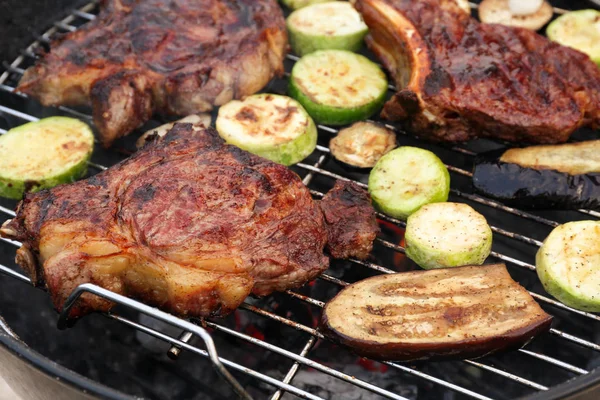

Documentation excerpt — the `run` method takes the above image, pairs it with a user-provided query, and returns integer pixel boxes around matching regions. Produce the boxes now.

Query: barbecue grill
[1,1,600,399]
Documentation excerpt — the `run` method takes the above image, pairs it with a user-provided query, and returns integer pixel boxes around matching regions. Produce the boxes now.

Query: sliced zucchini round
[405,202,493,270]
[329,121,396,170]
[287,2,368,56]
[547,10,600,66]
[216,94,317,166]
[368,146,450,219]
[288,50,388,125]
[0,117,94,199]
[536,221,600,312]
[281,0,331,10]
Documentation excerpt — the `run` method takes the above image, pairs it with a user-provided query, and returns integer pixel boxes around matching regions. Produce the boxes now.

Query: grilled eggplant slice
[500,141,600,175]
[473,141,600,210]
[321,264,552,361]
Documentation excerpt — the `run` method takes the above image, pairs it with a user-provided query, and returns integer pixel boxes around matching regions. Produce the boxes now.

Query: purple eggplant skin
[320,314,552,362]
[472,153,600,211]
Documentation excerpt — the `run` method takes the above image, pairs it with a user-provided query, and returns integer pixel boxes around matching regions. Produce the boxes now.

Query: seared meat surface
[16,0,287,147]
[1,125,333,318]
[355,0,600,144]
[319,181,379,260]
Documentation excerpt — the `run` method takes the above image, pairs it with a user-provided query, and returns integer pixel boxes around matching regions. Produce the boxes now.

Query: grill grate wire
[0,1,598,399]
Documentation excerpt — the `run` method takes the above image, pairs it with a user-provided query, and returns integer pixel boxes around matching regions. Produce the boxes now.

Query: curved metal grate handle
[57,283,253,400]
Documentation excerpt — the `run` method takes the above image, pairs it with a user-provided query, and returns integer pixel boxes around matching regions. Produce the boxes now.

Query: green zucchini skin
[288,25,366,56]
[248,119,317,166]
[368,147,450,220]
[405,202,492,270]
[286,2,369,56]
[288,77,386,126]
[546,9,600,67]
[216,94,317,166]
[0,161,89,200]
[536,221,600,312]
[472,151,600,210]
[0,117,94,199]
[288,50,388,126]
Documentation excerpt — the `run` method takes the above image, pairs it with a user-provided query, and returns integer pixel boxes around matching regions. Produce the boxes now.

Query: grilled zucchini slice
[0,117,94,199]
[547,10,600,66]
[405,202,493,270]
[322,264,552,361]
[536,221,600,312]
[368,147,450,219]
[287,2,369,56]
[329,121,396,171]
[288,50,388,125]
[216,94,317,166]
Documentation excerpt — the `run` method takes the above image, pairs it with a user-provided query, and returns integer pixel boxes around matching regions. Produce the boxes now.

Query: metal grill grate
[0,1,599,399]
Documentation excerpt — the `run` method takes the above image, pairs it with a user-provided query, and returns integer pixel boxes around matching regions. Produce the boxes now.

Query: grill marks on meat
[319,181,379,260]
[355,0,600,144]
[1,126,331,318]
[16,0,287,147]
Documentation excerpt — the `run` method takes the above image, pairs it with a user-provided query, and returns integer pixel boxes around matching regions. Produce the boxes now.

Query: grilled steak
[0,125,378,319]
[16,0,287,147]
[319,181,379,260]
[355,0,600,143]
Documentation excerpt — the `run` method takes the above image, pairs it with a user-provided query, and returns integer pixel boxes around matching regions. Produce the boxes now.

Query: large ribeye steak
[0,125,378,319]
[16,0,287,147]
[355,0,600,143]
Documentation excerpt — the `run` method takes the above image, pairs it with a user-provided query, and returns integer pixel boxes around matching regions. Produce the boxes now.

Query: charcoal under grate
[0,1,599,399]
